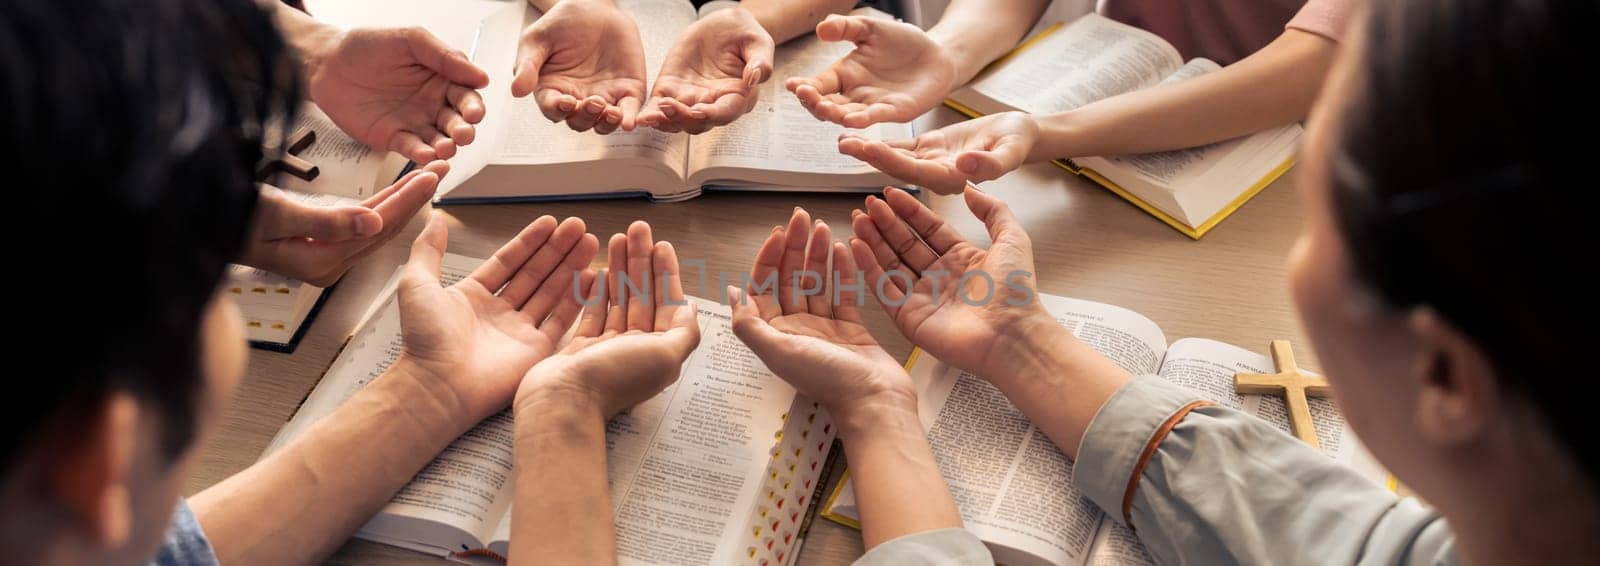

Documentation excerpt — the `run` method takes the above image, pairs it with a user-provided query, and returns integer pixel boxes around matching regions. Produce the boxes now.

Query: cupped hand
[839,111,1039,194]
[729,208,914,420]
[850,187,1053,381]
[239,160,449,286]
[398,210,601,423]
[785,15,958,129]
[637,7,774,134]
[306,27,490,163]
[512,0,648,134]
[518,221,702,417]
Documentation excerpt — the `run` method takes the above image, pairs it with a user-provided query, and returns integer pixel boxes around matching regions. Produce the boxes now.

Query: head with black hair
[0,0,297,562]
[1289,0,1598,560]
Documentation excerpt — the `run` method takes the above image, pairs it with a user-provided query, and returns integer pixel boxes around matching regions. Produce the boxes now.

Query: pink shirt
[1103,0,1354,64]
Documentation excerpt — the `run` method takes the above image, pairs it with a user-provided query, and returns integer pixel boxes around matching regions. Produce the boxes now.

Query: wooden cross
[255,126,320,182]
[1234,340,1331,449]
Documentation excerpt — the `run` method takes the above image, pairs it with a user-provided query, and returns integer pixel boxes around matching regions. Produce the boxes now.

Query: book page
[1158,338,1359,465]
[685,8,908,186]
[601,301,802,565]
[1084,522,1155,566]
[269,105,399,200]
[954,14,1184,116]
[227,264,323,346]
[490,0,690,175]
[828,294,1166,566]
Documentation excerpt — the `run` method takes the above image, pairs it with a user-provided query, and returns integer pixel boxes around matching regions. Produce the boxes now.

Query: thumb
[727,286,785,354]
[403,210,449,290]
[511,41,547,97]
[962,187,1030,250]
[740,38,775,90]
[816,15,876,45]
[954,147,1021,183]
[256,187,382,242]
[406,27,489,89]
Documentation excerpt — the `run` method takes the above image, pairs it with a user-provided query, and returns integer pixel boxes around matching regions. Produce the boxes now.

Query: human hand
[239,160,449,286]
[785,15,958,128]
[839,112,1039,194]
[636,7,774,134]
[518,221,701,418]
[850,187,1055,383]
[304,27,490,163]
[728,208,915,422]
[397,211,601,424]
[512,0,648,134]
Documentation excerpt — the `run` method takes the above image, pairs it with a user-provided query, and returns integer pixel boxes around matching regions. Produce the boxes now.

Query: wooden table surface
[186,112,1313,564]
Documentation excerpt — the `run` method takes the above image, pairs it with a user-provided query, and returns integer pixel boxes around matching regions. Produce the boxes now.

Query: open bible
[266,255,838,565]
[436,0,909,204]
[945,14,1303,239]
[820,292,1389,566]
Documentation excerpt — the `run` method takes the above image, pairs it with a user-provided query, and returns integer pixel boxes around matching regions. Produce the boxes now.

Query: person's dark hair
[1,0,299,467]
[1329,0,1597,481]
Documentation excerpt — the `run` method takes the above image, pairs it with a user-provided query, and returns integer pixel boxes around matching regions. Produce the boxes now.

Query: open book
[227,264,330,352]
[266,255,838,565]
[436,0,909,204]
[945,14,1303,239]
[820,292,1389,566]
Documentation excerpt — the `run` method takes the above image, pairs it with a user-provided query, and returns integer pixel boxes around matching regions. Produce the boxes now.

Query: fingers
[542,268,597,340]
[367,166,442,238]
[405,27,490,89]
[850,237,904,316]
[850,208,906,283]
[803,220,833,319]
[652,241,686,331]
[436,107,475,147]
[388,131,438,164]
[624,221,655,331]
[840,102,901,129]
[468,215,559,291]
[575,269,610,338]
[565,95,610,132]
[686,92,753,133]
[830,241,864,323]
[616,96,643,132]
[746,226,786,320]
[838,136,966,194]
[883,187,967,255]
[786,71,841,99]
[740,34,775,89]
[498,217,588,309]
[255,186,381,242]
[417,124,457,160]
[521,232,600,321]
[605,234,629,334]
[403,210,449,289]
[865,194,938,273]
[777,208,812,315]
[447,85,486,124]
[534,88,578,122]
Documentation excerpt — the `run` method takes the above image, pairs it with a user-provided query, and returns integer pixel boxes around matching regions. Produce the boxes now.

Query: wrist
[831,386,920,441]
[513,381,607,436]
[925,24,989,87]
[1031,111,1089,161]
[375,355,477,436]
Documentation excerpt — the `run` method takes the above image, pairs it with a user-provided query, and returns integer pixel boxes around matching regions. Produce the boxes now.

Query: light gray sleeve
[1071,376,1458,566]
[852,528,994,566]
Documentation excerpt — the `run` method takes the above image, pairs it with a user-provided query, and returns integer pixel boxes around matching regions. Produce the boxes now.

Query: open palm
[513,1,647,134]
[730,209,911,412]
[399,212,600,423]
[307,27,490,163]
[638,7,774,134]
[785,15,957,129]
[522,221,701,417]
[838,112,1040,194]
[850,187,1049,380]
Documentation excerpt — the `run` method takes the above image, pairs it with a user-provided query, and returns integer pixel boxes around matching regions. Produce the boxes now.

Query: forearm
[258,0,341,73]
[836,393,964,549]
[743,0,856,44]
[1030,30,1338,160]
[191,358,473,564]
[927,0,1050,85]
[987,321,1132,460]
[508,389,616,566]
